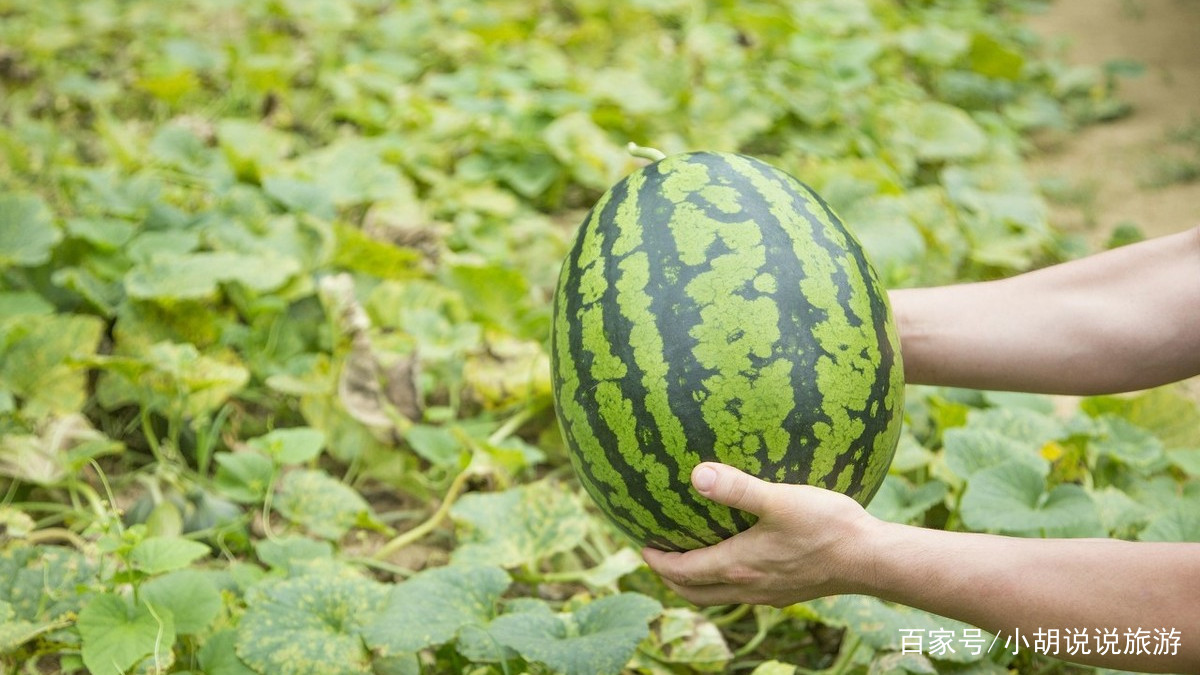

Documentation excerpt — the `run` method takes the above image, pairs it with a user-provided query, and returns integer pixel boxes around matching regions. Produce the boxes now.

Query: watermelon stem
[626,142,667,162]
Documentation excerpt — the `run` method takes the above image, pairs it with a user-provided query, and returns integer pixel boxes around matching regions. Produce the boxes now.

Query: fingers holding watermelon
[642,462,881,608]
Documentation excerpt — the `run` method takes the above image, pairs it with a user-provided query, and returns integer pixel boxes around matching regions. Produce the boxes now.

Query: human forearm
[891,225,1200,395]
[858,520,1200,672]
[645,464,1200,672]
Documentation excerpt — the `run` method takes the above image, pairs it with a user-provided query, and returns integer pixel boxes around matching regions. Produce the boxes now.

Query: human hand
[642,462,882,607]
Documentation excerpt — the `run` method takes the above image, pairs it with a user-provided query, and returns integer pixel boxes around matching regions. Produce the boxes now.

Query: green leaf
[0,508,35,539]
[450,480,590,567]
[0,545,98,623]
[798,595,991,664]
[0,291,54,321]
[1090,415,1167,472]
[126,229,201,264]
[980,390,1056,414]
[216,119,293,182]
[578,548,644,590]
[199,629,259,675]
[959,460,1103,537]
[236,570,387,675]
[884,101,988,163]
[968,407,1065,446]
[543,111,629,191]
[1169,448,1200,476]
[78,592,176,675]
[64,216,137,251]
[361,565,510,655]
[941,426,1043,482]
[1139,506,1200,543]
[636,607,732,673]
[149,123,221,171]
[943,162,1048,248]
[897,25,969,66]
[867,475,948,524]
[263,176,336,219]
[403,424,466,467]
[248,426,326,465]
[331,222,423,280]
[444,262,531,336]
[489,593,663,675]
[750,662,799,675]
[255,535,335,572]
[292,138,412,207]
[0,414,116,486]
[0,313,105,419]
[126,251,301,301]
[888,432,934,474]
[869,652,938,675]
[139,569,222,634]
[1124,475,1200,513]
[0,192,60,267]
[841,195,926,281]
[128,536,210,575]
[0,599,64,654]
[462,337,552,409]
[1082,386,1200,450]
[214,451,275,503]
[589,68,673,115]
[1092,486,1152,536]
[94,341,250,419]
[968,32,1025,80]
[274,468,373,540]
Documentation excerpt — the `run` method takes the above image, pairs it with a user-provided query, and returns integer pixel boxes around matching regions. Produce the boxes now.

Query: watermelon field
[1,0,1199,673]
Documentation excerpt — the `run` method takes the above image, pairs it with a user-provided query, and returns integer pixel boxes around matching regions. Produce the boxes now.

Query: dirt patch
[1026,0,1200,403]
[1026,0,1200,241]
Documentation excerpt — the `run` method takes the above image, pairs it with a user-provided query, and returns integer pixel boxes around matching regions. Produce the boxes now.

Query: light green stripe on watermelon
[558,183,712,550]
[657,158,796,475]
[606,165,721,544]
[552,195,654,545]
[723,154,880,485]
[860,309,905,498]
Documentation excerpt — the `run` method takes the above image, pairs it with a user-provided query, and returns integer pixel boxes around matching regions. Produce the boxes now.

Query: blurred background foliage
[1,0,1196,673]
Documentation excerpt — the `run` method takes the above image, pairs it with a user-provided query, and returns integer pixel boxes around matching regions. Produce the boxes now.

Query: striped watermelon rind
[551,151,904,552]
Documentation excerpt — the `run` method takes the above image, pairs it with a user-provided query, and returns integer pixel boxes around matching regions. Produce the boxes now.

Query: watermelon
[550,151,904,552]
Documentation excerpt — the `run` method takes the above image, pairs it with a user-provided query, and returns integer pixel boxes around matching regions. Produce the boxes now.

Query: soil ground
[1025,0,1200,240]
[1024,0,1200,403]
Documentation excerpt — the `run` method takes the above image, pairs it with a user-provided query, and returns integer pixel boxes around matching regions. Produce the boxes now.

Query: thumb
[691,462,777,516]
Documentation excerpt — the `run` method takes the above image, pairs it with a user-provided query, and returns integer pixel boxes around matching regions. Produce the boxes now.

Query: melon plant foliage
[0,0,1195,673]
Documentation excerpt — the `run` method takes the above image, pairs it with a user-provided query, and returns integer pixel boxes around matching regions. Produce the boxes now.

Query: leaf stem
[826,633,862,675]
[144,599,169,674]
[22,527,91,550]
[372,466,472,560]
[510,568,587,585]
[195,403,233,476]
[349,555,417,579]
[141,407,165,465]
[710,603,752,627]
[487,401,545,446]
[732,617,773,658]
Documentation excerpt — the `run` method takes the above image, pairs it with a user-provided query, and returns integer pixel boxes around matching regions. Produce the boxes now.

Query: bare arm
[867,515,1200,672]
[644,464,1200,673]
[892,225,1200,395]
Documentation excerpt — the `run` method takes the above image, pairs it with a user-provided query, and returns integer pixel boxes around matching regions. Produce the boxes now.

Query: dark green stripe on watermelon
[551,151,904,552]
